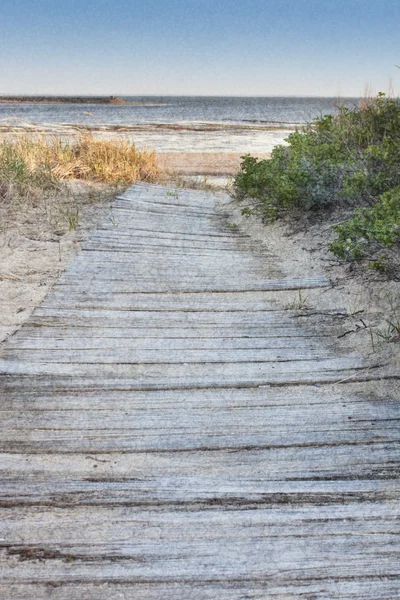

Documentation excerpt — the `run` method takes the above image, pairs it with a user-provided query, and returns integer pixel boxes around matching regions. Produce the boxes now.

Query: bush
[234,94,400,276]
[330,187,400,273]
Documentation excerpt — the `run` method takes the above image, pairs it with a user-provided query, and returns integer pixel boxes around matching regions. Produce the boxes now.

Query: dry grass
[0,133,161,195]
[0,132,163,232]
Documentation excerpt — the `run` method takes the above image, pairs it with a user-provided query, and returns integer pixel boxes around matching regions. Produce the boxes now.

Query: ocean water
[0,96,360,153]
[0,96,360,127]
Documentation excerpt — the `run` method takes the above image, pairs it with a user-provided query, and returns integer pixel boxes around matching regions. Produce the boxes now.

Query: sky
[0,0,399,97]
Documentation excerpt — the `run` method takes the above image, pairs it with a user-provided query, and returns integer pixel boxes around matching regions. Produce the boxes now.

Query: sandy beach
[158,152,270,176]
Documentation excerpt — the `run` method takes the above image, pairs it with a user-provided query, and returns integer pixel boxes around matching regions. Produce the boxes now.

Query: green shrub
[235,94,400,215]
[234,94,400,276]
[330,187,400,272]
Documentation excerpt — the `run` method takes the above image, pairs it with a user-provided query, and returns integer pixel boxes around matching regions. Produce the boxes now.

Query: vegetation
[0,133,160,194]
[0,133,161,229]
[234,94,400,277]
[330,187,400,273]
[0,133,162,237]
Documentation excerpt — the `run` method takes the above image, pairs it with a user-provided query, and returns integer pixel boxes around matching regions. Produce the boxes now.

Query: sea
[0,96,360,154]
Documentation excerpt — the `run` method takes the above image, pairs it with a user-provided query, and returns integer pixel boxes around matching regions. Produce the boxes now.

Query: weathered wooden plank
[90,214,224,234]
[0,356,367,380]
[84,228,268,245]
[0,425,398,454]
[4,325,336,339]
[0,404,397,453]
[1,443,399,505]
[2,370,390,395]
[0,382,394,409]
[90,228,248,240]
[1,580,399,600]
[26,307,314,323]
[1,347,335,365]
[3,336,327,351]
[0,506,399,585]
[37,291,329,313]
[2,396,397,431]
[84,241,269,253]
[54,269,330,291]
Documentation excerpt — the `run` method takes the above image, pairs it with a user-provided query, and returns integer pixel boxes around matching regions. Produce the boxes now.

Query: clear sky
[0,0,399,97]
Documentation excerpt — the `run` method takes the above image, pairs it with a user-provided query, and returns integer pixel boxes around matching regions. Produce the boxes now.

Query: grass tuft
[0,133,161,197]
[0,133,163,231]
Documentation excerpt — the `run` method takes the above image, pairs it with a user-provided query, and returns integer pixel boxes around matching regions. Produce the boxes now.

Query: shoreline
[0,123,292,155]
[0,121,297,132]
[0,96,128,105]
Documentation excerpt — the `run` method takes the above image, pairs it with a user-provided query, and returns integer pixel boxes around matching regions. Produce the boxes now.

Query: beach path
[0,183,399,599]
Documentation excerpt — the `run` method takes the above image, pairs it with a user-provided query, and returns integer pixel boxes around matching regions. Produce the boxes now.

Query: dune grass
[0,133,161,201]
[0,133,163,236]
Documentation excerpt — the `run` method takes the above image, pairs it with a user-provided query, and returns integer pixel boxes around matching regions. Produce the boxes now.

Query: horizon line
[0,93,366,99]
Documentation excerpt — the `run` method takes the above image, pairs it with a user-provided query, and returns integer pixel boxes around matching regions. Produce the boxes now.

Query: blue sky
[0,0,399,96]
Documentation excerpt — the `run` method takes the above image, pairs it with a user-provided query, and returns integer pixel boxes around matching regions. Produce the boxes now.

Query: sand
[224,195,400,371]
[0,183,113,345]
[158,152,270,176]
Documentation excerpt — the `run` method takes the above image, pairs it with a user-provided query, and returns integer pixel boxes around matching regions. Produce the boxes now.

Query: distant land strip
[0,96,128,105]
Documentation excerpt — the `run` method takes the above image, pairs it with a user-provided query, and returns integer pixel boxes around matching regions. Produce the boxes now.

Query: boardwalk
[0,183,399,599]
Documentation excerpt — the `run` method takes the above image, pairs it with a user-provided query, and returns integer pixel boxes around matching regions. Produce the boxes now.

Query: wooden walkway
[0,183,399,599]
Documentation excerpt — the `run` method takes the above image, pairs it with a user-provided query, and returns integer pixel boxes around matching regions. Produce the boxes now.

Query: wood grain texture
[0,183,398,599]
